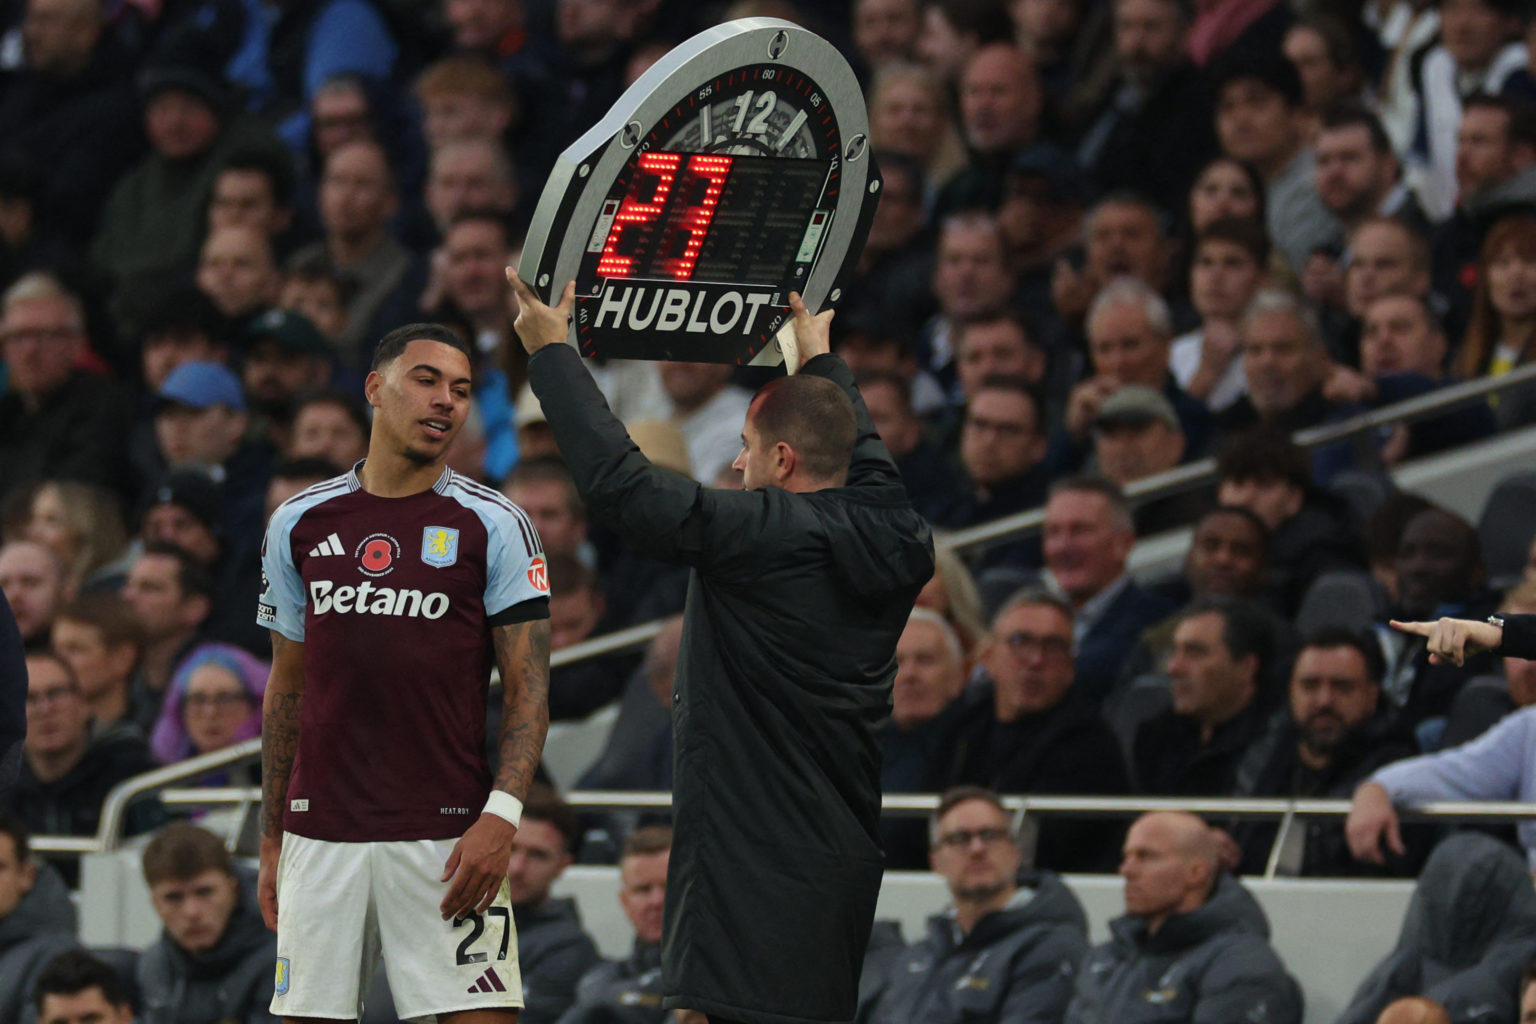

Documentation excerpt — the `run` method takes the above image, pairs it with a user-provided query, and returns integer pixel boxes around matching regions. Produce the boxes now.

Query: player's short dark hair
[55,593,144,654]
[622,825,673,859]
[370,322,474,371]
[545,552,597,599]
[0,811,30,863]
[33,950,132,1015]
[1216,426,1311,490]
[141,821,235,886]
[929,785,1012,847]
[522,784,579,854]
[1319,103,1393,156]
[218,143,298,209]
[853,369,913,414]
[1048,474,1134,531]
[1196,216,1271,269]
[138,542,215,601]
[1464,92,1536,152]
[1176,594,1274,667]
[748,374,858,483]
[1298,625,1385,684]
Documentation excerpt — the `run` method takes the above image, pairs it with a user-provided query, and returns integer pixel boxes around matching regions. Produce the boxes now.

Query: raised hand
[508,272,577,355]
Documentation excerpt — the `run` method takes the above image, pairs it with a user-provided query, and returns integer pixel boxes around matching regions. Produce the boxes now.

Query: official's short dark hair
[1197,216,1272,268]
[622,825,673,859]
[371,322,474,371]
[0,811,29,863]
[1319,103,1393,156]
[1215,427,1311,490]
[1464,92,1536,152]
[33,950,131,1015]
[748,374,858,483]
[1048,474,1134,531]
[1299,625,1385,684]
[522,783,579,854]
[138,542,215,601]
[1177,594,1274,668]
[142,821,235,886]
[929,785,1011,847]
[218,143,298,209]
[1211,48,1305,109]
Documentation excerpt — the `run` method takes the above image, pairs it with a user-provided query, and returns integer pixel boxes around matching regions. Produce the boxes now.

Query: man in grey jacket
[0,813,76,1024]
[860,786,1087,1024]
[136,822,276,1024]
[512,784,601,1024]
[1064,811,1302,1024]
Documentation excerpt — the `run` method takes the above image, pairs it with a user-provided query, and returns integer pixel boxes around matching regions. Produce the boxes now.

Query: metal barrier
[36,764,1536,882]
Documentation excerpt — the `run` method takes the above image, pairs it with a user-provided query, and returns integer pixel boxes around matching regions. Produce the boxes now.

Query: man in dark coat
[515,280,934,1024]
[1229,626,1419,876]
[935,588,1130,872]
[136,823,276,1024]
[0,813,77,1024]
[1064,812,1303,1024]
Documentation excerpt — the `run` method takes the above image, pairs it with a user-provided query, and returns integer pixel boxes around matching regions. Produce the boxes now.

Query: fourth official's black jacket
[529,346,934,1024]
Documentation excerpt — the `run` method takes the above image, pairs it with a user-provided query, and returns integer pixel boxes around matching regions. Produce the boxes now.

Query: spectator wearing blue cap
[151,360,273,542]
[0,272,134,506]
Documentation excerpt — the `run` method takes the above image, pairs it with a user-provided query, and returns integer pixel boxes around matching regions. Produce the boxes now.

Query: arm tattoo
[261,631,305,840]
[492,619,551,801]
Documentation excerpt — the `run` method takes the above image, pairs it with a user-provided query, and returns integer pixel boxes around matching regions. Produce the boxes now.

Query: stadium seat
[1477,470,1536,590]
[1295,571,1387,639]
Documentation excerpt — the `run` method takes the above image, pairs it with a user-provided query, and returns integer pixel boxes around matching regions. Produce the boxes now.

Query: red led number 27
[596,153,733,280]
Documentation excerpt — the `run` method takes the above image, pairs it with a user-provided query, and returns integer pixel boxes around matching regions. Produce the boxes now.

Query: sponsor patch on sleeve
[257,602,277,624]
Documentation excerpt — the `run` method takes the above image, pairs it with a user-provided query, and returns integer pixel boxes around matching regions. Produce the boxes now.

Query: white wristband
[483,791,523,827]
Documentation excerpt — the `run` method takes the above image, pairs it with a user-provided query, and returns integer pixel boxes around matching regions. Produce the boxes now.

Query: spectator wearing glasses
[148,645,267,768]
[5,652,159,873]
[0,272,132,503]
[936,588,1130,871]
[859,786,1088,1024]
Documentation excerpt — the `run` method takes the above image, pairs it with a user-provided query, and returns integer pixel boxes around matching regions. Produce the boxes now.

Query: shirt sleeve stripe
[450,477,542,557]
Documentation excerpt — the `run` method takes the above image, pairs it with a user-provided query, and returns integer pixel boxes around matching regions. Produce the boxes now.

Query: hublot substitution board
[517,18,882,367]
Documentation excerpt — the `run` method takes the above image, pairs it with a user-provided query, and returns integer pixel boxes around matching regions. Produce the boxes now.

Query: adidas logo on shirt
[467,968,507,994]
[309,533,344,558]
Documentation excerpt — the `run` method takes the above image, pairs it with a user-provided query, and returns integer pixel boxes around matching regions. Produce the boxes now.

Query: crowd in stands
[12,0,1536,1018]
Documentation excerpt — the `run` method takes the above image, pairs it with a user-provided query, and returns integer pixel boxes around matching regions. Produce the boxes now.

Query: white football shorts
[270,832,522,1022]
